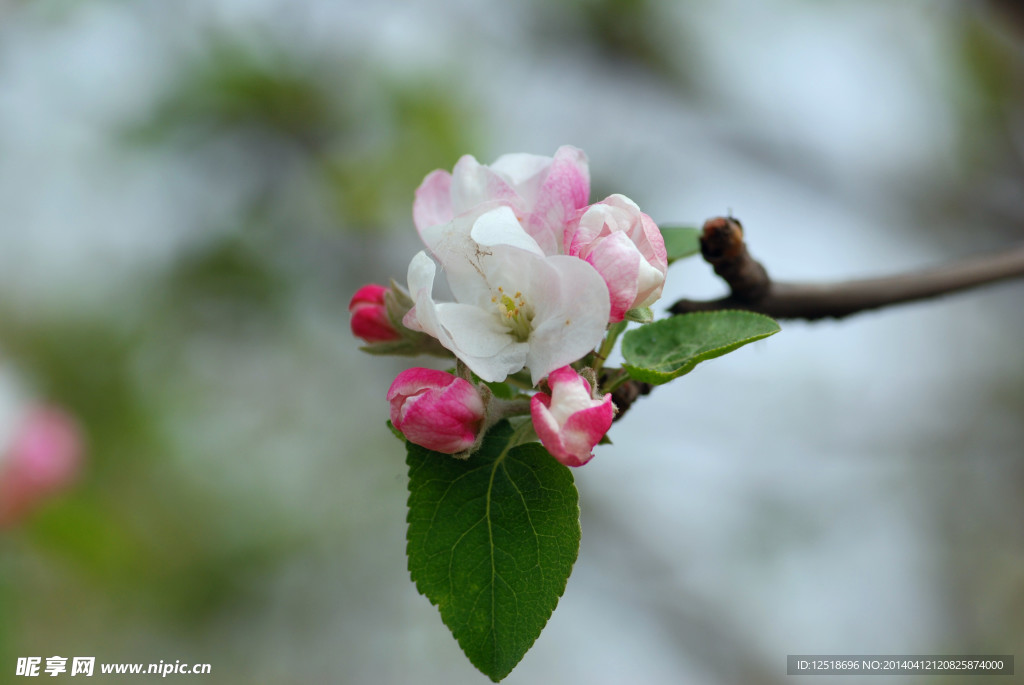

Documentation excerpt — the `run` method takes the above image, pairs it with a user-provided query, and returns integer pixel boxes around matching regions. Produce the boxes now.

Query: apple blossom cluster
[351,146,667,467]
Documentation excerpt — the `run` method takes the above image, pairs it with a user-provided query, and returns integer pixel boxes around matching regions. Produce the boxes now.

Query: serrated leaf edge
[622,310,780,385]
[405,435,580,682]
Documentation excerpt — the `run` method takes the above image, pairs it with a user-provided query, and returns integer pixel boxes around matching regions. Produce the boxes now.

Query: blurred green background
[1,1,1023,683]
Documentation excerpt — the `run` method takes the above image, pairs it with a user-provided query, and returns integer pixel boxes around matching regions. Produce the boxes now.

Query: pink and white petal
[526,146,590,254]
[400,399,478,453]
[470,206,545,256]
[489,152,553,189]
[451,154,518,212]
[387,369,485,454]
[596,193,639,216]
[530,396,570,460]
[399,384,483,453]
[533,411,589,467]
[547,365,589,393]
[559,400,613,465]
[546,371,599,425]
[638,211,668,269]
[587,231,642,322]
[524,256,610,384]
[413,170,454,233]
[386,367,454,401]
[440,375,487,417]
[633,258,667,309]
[565,203,611,258]
[547,145,590,201]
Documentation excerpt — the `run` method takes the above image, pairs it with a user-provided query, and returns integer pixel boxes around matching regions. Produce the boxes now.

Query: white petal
[489,152,551,188]
[525,256,610,384]
[413,170,453,233]
[404,251,446,341]
[633,258,667,308]
[406,252,528,382]
[431,208,543,308]
[434,303,512,357]
[407,251,437,296]
[420,210,494,307]
[477,243,540,298]
[451,155,517,213]
[418,210,476,267]
[470,206,544,256]
[434,303,528,381]
[548,376,599,425]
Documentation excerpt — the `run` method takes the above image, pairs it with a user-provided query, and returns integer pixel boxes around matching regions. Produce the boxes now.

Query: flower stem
[593,321,627,375]
[503,371,534,390]
[508,417,537,448]
[600,368,631,394]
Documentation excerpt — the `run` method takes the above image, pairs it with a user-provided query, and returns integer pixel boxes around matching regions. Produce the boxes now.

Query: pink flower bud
[350,284,402,344]
[387,368,485,454]
[0,406,83,527]
[565,194,668,323]
[530,366,614,467]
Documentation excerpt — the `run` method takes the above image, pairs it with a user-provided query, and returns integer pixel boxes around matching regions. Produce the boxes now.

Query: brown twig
[696,216,769,302]
[610,378,652,419]
[670,217,1024,320]
[610,216,1024,421]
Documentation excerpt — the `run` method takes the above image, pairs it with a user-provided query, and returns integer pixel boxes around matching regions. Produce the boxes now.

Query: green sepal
[481,379,517,399]
[358,333,451,358]
[386,420,404,442]
[623,306,653,323]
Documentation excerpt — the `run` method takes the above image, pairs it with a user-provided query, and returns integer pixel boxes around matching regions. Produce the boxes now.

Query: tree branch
[610,216,1024,421]
[609,377,652,421]
[670,217,1024,320]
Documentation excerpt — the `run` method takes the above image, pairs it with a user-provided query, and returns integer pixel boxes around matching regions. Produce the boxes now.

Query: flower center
[492,286,533,342]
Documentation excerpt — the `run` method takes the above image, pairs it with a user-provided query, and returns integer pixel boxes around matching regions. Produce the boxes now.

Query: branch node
[700,217,770,302]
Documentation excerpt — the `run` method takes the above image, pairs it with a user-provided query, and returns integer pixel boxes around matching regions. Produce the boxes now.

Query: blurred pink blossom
[0,406,83,527]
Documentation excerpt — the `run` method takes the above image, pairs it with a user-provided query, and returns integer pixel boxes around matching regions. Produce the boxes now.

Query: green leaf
[660,225,702,264]
[621,311,780,385]
[406,421,580,682]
